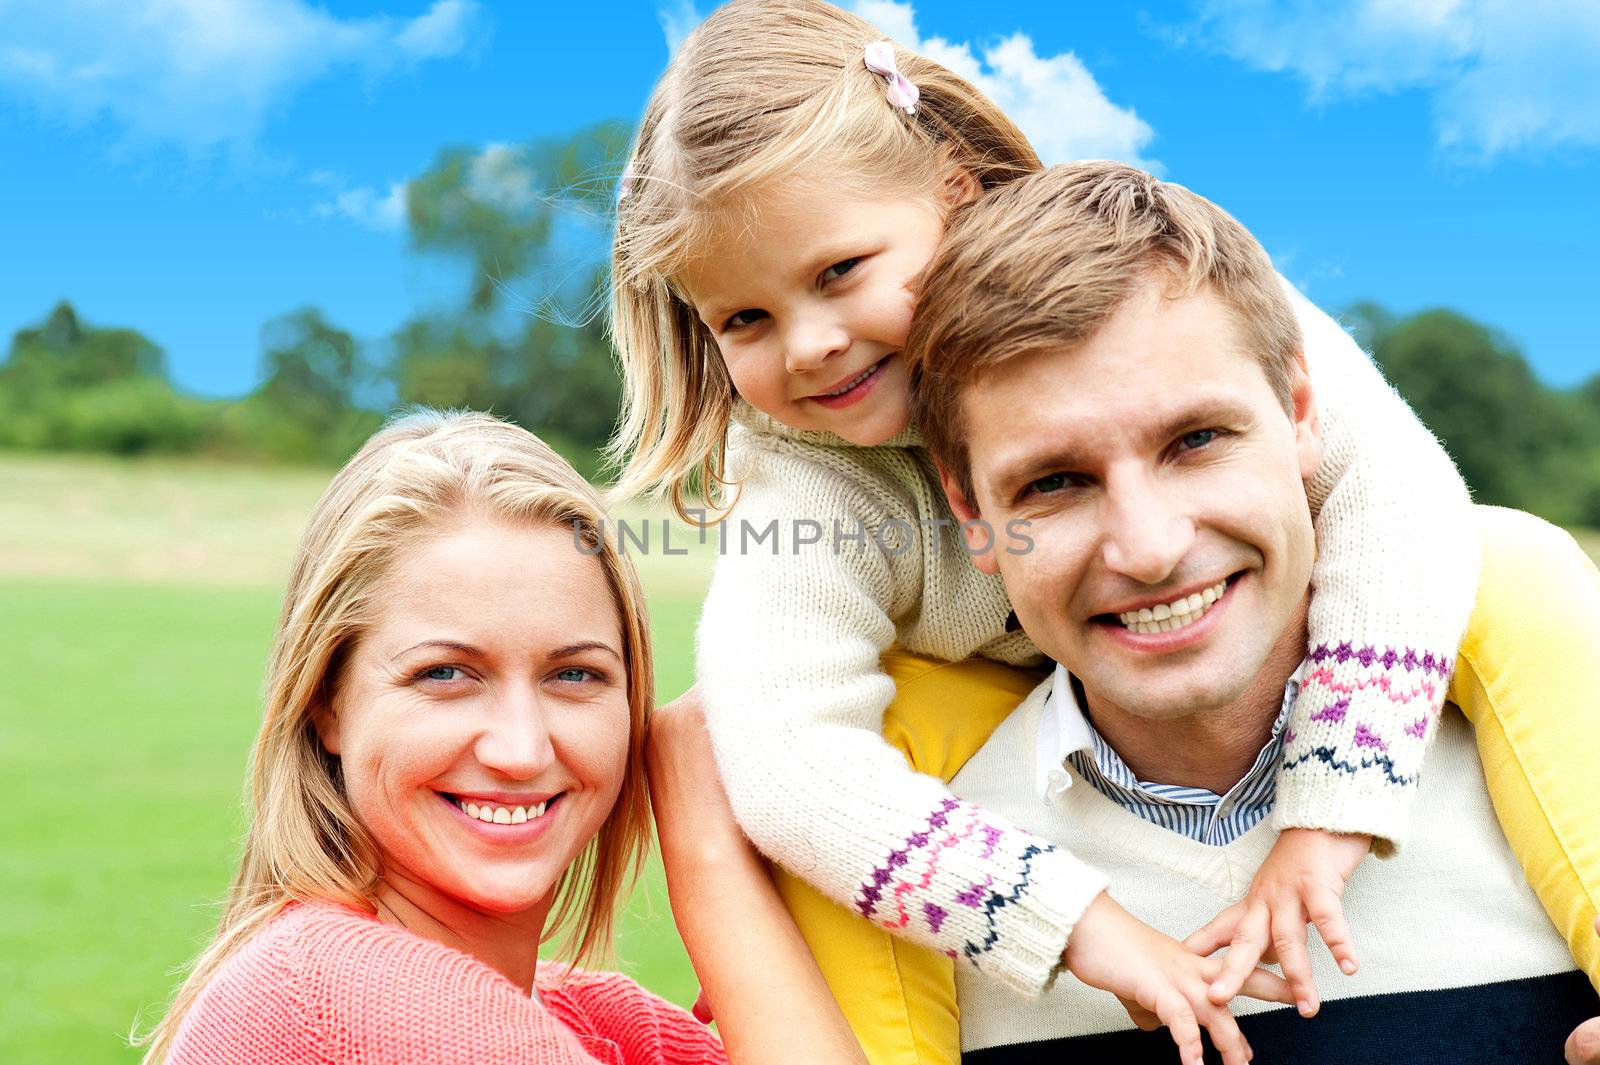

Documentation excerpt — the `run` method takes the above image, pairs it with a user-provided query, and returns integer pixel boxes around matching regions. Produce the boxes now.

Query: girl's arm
[695,441,1107,995]
[1276,280,1480,846]
[1200,281,1481,1013]
[652,690,1294,1065]
[648,692,866,1065]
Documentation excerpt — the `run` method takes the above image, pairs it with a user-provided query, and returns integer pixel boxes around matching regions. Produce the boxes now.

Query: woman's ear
[311,699,341,757]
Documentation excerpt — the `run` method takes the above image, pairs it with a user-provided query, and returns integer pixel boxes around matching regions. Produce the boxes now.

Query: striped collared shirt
[1033,662,1305,846]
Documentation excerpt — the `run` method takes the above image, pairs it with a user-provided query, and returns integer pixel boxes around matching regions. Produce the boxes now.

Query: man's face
[949,274,1322,720]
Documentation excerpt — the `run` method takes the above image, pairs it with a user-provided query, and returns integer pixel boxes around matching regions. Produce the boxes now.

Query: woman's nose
[474,686,557,780]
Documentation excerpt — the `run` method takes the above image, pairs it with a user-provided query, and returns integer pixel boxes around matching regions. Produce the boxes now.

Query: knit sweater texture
[167,902,726,1065]
[950,681,1595,1061]
[696,280,1479,996]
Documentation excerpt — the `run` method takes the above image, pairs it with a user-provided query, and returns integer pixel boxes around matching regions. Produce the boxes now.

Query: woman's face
[317,517,632,918]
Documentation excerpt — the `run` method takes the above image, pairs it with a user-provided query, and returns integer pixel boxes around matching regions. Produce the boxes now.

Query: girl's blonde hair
[140,410,654,1062]
[607,0,1041,520]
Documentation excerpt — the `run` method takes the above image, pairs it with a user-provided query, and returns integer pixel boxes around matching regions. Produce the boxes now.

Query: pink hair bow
[863,40,918,116]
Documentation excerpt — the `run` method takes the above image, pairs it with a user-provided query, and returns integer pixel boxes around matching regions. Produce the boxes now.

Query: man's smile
[1100,574,1240,635]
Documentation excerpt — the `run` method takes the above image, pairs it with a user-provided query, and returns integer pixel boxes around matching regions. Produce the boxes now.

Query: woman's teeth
[453,798,550,824]
[1118,579,1229,634]
[822,363,877,397]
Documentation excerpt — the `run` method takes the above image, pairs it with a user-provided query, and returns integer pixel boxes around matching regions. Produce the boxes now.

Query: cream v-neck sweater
[950,682,1590,1059]
[696,281,1479,994]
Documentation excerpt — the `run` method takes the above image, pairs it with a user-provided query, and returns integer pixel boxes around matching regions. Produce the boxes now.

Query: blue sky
[1,0,1596,396]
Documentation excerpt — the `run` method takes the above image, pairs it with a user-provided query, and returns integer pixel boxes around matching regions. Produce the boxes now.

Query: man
[905,161,1600,1062]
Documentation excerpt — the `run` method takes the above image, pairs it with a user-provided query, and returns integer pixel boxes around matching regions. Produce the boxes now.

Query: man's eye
[1029,473,1070,495]
[1177,429,1220,451]
[820,258,861,284]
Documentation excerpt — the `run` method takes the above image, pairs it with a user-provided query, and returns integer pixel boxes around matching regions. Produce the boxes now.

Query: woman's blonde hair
[607,0,1041,520]
[140,410,654,1062]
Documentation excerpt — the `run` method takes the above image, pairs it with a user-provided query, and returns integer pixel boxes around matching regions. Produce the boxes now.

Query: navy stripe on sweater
[963,971,1597,1065]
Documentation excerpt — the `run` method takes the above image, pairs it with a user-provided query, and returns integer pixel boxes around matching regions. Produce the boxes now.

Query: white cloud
[659,0,703,56]
[318,182,409,232]
[467,143,538,212]
[308,141,544,234]
[0,0,488,154]
[903,26,1157,168]
[1183,0,1600,158]
[653,0,1156,167]
[395,0,485,61]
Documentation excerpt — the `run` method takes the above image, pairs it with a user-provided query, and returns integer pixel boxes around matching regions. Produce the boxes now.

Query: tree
[256,308,362,429]
[0,301,166,396]
[388,293,620,479]
[222,307,381,463]
[1364,306,1594,524]
[405,120,630,316]
[391,122,631,468]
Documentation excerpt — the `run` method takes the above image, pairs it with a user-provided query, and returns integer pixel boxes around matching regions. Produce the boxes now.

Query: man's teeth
[1118,579,1229,634]
[456,799,550,824]
[823,364,876,397]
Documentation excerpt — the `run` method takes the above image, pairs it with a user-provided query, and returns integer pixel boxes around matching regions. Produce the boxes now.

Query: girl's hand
[646,685,754,871]
[1565,916,1600,1065]
[1064,892,1294,1065]
[1185,827,1370,1017]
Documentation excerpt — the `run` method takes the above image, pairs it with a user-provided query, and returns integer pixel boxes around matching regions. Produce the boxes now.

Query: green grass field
[5,452,1598,1063]
[0,454,712,1064]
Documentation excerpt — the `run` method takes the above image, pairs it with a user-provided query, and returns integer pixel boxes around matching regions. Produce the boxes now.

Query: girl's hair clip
[617,164,637,203]
[863,40,919,116]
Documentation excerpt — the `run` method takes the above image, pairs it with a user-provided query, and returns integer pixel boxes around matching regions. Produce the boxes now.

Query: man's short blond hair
[907,161,1302,503]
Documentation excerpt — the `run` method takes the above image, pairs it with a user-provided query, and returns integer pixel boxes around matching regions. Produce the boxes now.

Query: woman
[141,410,865,1064]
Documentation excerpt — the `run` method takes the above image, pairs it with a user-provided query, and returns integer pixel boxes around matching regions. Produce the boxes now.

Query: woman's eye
[821,258,861,284]
[725,308,767,330]
[419,665,464,683]
[1177,429,1220,452]
[554,667,597,684]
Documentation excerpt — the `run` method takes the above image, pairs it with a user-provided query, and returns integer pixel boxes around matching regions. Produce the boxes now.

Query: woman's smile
[439,790,565,843]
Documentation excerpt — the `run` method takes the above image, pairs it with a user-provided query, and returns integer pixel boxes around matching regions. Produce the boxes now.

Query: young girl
[608,1,1600,1061]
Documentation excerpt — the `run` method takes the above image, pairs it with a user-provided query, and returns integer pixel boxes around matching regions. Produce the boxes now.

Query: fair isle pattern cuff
[854,798,1103,994]
[1279,641,1455,843]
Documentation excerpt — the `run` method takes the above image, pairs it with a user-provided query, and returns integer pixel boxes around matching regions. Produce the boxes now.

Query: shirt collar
[1034,658,1308,801]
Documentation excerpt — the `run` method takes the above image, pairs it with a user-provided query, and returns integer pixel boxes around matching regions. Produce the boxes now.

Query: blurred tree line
[0,121,630,477]
[1345,304,1600,526]
[1,119,1597,523]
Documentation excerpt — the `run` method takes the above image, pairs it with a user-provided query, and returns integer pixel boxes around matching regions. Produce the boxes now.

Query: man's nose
[783,312,849,375]
[1099,470,1196,585]
[474,684,557,780]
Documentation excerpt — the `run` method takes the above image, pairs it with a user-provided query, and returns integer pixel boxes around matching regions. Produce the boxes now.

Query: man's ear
[938,462,1000,575]
[1288,349,1322,483]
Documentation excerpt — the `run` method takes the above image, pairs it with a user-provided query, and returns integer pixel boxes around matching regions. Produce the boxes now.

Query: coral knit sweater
[168,902,727,1065]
